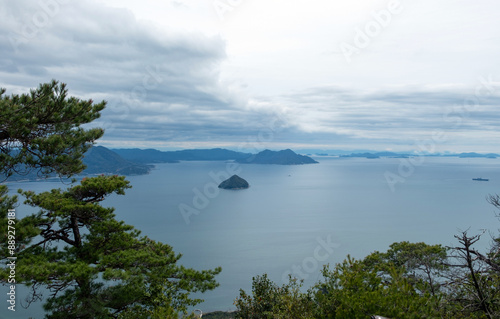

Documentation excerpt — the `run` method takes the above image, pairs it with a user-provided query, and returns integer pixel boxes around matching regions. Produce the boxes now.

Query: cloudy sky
[1,0,500,153]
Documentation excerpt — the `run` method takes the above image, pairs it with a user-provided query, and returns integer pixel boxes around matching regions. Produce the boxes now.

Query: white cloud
[1,0,500,152]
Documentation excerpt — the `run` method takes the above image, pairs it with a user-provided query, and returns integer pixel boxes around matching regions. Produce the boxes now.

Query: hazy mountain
[237,149,318,165]
[82,146,152,175]
[114,148,317,165]
[458,152,498,158]
[341,151,411,159]
[3,146,151,181]
[113,148,251,163]
[111,148,179,163]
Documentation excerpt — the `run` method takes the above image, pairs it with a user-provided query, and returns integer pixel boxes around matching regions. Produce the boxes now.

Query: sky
[1,0,500,153]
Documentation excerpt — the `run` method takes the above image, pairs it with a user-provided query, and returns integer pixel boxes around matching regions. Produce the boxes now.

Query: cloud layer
[1,0,500,152]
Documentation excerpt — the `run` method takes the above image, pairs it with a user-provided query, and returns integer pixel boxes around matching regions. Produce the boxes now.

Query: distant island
[340,151,410,159]
[114,147,318,165]
[83,146,152,175]
[3,147,318,182]
[457,152,498,159]
[237,149,318,165]
[113,148,251,163]
[297,149,500,158]
[7,145,498,182]
[218,175,249,190]
[3,146,152,181]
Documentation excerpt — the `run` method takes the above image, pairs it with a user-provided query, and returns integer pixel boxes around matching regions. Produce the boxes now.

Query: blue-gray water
[3,157,500,317]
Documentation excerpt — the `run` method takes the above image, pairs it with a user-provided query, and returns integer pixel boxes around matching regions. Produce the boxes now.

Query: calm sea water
[4,157,500,317]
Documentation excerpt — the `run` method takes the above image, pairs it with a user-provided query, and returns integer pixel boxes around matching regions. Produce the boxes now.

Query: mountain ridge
[3,146,151,181]
[237,149,318,165]
[114,148,317,165]
[113,148,251,163]
[83,146,152,175]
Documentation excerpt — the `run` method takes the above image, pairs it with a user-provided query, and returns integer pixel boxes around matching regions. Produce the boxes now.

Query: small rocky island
[218,175,249,190]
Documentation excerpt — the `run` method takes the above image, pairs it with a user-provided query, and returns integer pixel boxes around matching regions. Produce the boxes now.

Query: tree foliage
[314,256,442,318]
[0,80,105,179]
[1,175,221,318]
[235,274,315,319]
[445,231,500,318]
[362,241,448,296]
[235,235,500,319]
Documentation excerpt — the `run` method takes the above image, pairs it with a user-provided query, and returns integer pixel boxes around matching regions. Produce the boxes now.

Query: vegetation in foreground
[234,222,500,318]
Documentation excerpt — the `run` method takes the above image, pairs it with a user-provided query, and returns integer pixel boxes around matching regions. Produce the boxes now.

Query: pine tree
[0,80,104,179]
[3,175,220,318]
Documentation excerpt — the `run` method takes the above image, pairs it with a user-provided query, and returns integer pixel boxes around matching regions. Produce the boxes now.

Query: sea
[3,156,500,318]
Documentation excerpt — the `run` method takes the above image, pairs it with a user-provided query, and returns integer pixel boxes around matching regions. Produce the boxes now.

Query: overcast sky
[2,0,500,152]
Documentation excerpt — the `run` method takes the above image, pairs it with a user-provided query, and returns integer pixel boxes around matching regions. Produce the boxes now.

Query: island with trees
[218,175,250,190]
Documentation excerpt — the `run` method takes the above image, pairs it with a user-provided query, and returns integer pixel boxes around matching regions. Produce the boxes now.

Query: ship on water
[472,177,489,181]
